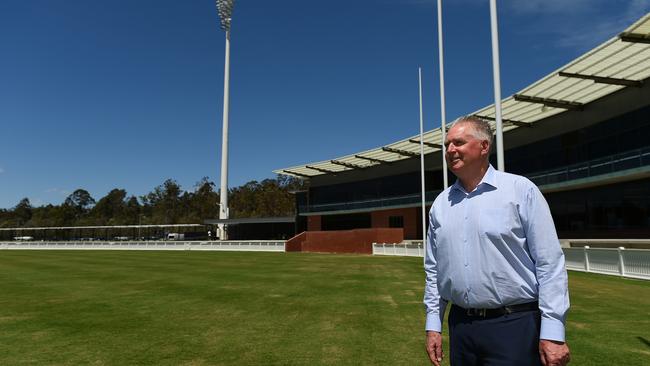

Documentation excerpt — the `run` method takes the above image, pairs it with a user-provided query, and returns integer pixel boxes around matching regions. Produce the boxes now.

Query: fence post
[584,245,590,272]
[618,246,626,277]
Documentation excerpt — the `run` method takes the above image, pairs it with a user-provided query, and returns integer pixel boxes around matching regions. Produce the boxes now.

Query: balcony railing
[299,190,440,214]
[527,146,650,187]
[300,147,650,215]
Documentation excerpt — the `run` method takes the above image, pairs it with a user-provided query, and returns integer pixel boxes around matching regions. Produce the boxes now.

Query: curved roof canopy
[276,13,650,179]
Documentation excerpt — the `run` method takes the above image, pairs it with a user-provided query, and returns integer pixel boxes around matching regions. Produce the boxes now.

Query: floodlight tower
[216,0,235,240]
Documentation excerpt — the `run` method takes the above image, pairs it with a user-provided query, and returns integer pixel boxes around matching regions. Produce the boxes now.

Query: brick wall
[307,215,322,231]
[286,228,403,254]
[371,207,420,239]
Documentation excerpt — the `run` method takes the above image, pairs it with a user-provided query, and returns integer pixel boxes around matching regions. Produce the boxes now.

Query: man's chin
[449,163,463,173]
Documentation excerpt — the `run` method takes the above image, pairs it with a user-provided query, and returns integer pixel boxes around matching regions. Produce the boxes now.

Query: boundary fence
[4,241,649,280]
[373,243,650,280]
[0,241,285,252]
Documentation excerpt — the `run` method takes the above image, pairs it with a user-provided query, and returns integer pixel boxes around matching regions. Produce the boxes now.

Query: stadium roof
[275,13,650,179]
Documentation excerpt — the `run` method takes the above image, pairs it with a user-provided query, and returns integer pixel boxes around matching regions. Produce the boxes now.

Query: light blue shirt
[424,165,569,342]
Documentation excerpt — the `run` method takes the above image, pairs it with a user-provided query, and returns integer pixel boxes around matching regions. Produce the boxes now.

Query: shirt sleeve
[523,183,570,342]
[424,205,448,332]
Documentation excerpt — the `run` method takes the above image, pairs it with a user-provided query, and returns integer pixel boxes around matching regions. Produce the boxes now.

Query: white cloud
[507,0,650,49]
[507,0,594,15]
[44,188,71,196]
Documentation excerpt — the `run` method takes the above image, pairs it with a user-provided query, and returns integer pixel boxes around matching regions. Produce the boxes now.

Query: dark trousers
[449,304,542,366]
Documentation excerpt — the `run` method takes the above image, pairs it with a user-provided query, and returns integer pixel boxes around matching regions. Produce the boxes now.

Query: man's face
[444,122,489,176]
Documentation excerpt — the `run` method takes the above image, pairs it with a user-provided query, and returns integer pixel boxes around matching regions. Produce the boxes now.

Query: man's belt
[455,301,539,318]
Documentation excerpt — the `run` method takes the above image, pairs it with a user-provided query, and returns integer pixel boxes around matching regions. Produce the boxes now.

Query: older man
[424,116,570,366]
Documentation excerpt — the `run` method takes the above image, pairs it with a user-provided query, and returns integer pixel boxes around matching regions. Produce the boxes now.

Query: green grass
[0,251,648,365]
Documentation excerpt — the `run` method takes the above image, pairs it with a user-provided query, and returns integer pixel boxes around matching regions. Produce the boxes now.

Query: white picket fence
[373,242,425,257]
[0,241,285,252]
[373,243,650,280]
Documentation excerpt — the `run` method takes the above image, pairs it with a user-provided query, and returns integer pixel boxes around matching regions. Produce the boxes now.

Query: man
[423,116,570,366]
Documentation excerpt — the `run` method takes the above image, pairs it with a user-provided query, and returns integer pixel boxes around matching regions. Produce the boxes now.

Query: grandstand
[276,13,650,241]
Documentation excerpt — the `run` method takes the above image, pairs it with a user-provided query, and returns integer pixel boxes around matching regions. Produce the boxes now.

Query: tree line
[0,176,305,228]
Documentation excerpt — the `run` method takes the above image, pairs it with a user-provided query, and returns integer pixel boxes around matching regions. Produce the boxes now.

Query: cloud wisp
[44,188,71,197]
[506,0,650,50]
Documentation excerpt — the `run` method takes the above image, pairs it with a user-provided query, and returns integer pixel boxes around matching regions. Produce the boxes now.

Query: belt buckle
[467,308,486,317]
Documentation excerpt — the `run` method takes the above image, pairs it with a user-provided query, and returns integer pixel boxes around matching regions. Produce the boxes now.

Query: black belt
[454,301,538,318]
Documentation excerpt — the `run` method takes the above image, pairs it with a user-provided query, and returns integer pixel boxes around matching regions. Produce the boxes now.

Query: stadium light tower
[216,0,234,240]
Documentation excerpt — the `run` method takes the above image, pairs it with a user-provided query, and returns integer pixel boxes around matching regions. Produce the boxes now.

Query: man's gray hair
[450,115,494,147]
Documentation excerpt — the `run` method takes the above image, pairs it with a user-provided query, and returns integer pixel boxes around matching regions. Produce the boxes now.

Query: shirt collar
[451,164,498,194]
[481,164,498,189]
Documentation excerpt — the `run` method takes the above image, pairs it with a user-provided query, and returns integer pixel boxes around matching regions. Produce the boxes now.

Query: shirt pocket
[479,208,513,239]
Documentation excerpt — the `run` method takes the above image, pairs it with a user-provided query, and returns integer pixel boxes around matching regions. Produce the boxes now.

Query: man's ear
[480,140,490,156]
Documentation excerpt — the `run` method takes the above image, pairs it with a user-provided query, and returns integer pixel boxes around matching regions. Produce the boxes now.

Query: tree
[62,189,96,223]
[2,174,305,229]
[13,198,32,226]
[228,175,304,218]
[181,177,219,223]
[89,189,129,225]
[141,179,183,224]
[64,189,95,210]
[29,204,69,227]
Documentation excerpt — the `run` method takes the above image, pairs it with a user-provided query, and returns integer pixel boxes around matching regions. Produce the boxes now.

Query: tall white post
[218,30,231,240]
[489,0,505,171]
[216,0,235,240]
[437,0,448,188]
[418,67,427,242]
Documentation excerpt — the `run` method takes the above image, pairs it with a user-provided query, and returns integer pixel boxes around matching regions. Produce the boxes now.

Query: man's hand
[539,339,570,366]
[425,331,444,366]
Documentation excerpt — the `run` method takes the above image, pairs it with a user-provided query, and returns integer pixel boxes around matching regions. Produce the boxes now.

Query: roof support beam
[513,94,584,111]
[306,165,337,174]
[330,160,366,169]
[476,115,532,127]
[408,138,442,149]
[382,147,419,157]
[354,155,391,164]
[558,71,643,87]
[619,32,650,44]
[282,170,312,178]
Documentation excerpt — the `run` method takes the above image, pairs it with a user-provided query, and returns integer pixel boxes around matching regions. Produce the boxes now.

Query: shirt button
[464,216,467,220]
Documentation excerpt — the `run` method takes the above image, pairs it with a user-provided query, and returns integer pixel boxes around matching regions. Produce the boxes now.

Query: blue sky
[1,0,649,209]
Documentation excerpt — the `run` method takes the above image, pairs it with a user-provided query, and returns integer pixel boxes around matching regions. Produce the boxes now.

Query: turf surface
[0,251,648,365]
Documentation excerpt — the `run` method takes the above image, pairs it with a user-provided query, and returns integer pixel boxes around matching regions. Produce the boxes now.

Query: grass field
[0,251,649,365]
